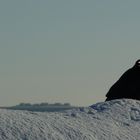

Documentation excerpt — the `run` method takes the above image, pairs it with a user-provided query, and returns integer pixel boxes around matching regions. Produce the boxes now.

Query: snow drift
[0,99,140,140]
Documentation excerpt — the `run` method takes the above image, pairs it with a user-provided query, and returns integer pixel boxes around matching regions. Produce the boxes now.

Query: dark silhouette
[106,60,140,101]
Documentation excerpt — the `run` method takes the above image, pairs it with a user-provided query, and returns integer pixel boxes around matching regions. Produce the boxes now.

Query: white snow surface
[0,99,140,140]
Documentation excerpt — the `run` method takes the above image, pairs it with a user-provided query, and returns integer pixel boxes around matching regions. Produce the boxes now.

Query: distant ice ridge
[0,99,140,140]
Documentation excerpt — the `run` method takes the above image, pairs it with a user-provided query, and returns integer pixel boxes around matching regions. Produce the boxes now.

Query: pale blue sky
[0,0,140,106]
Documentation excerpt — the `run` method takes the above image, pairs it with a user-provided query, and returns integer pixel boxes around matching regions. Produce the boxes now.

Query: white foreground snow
[0,99,140,140]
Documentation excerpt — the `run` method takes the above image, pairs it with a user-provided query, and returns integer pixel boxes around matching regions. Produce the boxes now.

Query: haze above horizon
[0,0,140,106]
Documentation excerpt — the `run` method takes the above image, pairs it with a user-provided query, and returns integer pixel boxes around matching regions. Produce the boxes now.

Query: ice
[0,99,140,139]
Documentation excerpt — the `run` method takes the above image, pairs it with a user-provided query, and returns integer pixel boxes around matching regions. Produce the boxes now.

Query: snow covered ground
[0,99,140,140]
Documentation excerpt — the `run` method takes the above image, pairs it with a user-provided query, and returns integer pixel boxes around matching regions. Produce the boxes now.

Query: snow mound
[0,99,140,140]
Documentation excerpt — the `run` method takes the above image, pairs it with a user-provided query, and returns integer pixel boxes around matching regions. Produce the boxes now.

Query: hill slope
[0,99,140,140]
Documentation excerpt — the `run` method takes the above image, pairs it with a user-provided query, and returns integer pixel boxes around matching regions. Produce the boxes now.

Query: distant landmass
[0,102,77,112]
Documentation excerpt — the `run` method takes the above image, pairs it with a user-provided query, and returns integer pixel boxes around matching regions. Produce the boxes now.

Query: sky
[0,0,140,106]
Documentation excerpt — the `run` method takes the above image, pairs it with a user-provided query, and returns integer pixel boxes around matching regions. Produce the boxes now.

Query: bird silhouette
[106,60,140,101]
